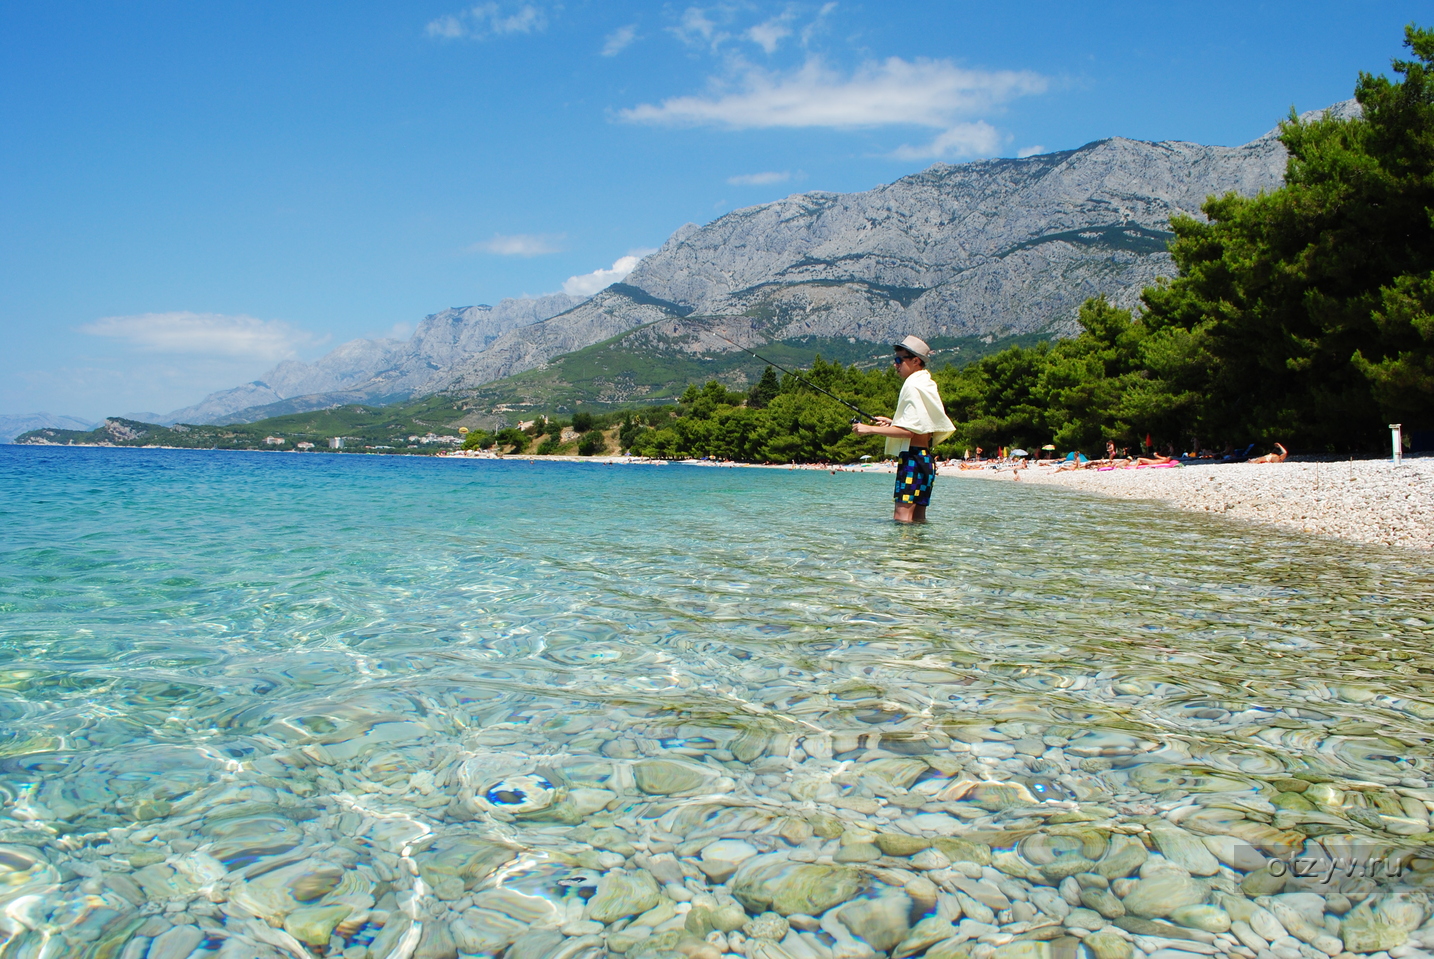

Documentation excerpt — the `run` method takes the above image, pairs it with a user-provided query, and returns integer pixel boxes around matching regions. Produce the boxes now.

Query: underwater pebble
[587,871,661,924]
[832,893,912,954]
[1169,905,1230,934]
[731,856,860,917]
[147,925,204,959]
[1122,876,1209,919]
[743,912,790,940]
[1085,931,1135,959]
[1149,824,1220,877]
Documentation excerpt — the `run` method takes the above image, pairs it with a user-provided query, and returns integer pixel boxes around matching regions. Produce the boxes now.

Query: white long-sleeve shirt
[884,369,955,456]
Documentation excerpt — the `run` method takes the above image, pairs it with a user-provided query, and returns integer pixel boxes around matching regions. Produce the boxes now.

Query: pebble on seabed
[9,694,1434,958]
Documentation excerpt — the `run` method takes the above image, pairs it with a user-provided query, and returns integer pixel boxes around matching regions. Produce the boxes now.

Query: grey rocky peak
[436,109,1348,392]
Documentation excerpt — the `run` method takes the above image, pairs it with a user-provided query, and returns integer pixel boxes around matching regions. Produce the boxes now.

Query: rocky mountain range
[163,105,1354,425]
[433,116,1326,393]
[163,293,586,424]
[0,413,95,444]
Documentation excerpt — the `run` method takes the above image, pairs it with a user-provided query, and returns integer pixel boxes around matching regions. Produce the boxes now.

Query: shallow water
[3,446,1434,958]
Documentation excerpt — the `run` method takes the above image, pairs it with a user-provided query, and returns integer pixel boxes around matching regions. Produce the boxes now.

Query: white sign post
[1391,423,1403,466]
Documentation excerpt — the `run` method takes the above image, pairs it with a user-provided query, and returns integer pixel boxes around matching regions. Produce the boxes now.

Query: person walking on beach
[852,336,955,523]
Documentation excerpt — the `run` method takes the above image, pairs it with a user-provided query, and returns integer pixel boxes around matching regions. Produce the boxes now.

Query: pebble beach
[945,459,1434,552]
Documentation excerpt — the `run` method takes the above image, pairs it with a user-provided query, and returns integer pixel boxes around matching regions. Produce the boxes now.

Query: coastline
[21,444,1432,550]
[948,457,1434,551]
[451,451,1434,551]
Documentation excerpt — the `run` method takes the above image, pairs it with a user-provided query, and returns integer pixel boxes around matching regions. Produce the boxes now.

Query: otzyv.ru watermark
[1269,852,1410,883]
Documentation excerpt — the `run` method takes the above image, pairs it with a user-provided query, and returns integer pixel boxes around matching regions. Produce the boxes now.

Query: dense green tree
[1139,24,1434,450]
[577,431,608,455]
[747,366,781,409]
[935,298,1196,453]
[496,427,529,453]
[617,413,644,452]
[461,429,493,451]
[571,411,596,433]
[625,370,891,462]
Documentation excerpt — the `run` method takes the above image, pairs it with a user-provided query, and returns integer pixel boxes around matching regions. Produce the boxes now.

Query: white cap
[893,335,932,359]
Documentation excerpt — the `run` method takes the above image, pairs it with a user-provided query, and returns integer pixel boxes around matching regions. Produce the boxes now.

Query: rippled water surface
[4,446,1434,958]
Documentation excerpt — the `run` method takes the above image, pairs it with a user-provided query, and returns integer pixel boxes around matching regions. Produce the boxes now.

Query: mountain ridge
[432,122,1311,394]
[163,293,586,425]
[0,413,96,444]
[150,103,1357,426]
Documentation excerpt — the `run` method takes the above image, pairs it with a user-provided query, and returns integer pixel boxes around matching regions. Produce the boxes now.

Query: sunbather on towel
[1249,443,1288,464]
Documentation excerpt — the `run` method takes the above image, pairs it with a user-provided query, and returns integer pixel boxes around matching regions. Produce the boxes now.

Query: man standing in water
[852,336,955,523]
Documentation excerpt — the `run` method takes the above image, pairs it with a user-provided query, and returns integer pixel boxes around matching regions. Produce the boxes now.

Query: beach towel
[885,370,955,456]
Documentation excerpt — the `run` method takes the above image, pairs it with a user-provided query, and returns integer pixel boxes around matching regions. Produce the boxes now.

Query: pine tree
[747,367,781,409]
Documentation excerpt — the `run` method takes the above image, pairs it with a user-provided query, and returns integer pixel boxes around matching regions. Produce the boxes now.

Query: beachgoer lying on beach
[1134,453,1174,466]
[852,336,954,524]
[1249,443,1288,464]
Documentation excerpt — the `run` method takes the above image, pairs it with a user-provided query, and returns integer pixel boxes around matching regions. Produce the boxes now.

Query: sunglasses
[893,352,916,364]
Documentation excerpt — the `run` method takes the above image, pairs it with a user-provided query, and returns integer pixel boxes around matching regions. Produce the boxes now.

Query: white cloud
[1016,145,1046,158]
[427,15,466,39]
[618,56,1046,134]
[672,7,723,48]
[890,122,1003,161]
[746,14,793,53]
[799,2,837,47]
[602,24,637,56]
[562,254,649,297]
[80,312,317,362]
[426,3,547,40]
[471,233,565,256]
[728,170,790,186]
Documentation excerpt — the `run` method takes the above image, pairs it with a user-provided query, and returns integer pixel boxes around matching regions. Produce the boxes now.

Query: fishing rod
[712,331,880,423]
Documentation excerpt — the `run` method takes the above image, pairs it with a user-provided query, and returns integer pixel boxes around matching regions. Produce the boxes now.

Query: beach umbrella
[859,454,873,461]
[1041,444,1055,450]
[1011,449,1029,457]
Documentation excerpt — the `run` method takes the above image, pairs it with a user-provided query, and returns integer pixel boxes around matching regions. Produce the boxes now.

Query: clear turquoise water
[3,445,1434,954]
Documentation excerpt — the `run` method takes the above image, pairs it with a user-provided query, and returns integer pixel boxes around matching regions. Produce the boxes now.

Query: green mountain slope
[16,327,1051,450]
[456,322,1051,417]
[15,395,475,453]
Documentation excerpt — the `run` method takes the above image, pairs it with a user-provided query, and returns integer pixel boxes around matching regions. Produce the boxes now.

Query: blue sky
[1,1,1426,420]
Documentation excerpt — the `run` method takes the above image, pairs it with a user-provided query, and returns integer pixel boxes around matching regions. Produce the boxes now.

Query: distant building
[329,437,344,449]
[264,436,285,446]
[296,442,315,450]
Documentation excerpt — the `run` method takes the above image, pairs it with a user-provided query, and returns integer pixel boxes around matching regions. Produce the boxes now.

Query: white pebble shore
[948,457,1434,551]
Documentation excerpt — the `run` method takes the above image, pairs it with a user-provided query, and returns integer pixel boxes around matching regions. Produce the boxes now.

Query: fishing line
[711,331,880,423]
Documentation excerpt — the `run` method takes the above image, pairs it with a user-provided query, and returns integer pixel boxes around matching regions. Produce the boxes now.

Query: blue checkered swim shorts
[894,448,935,506]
